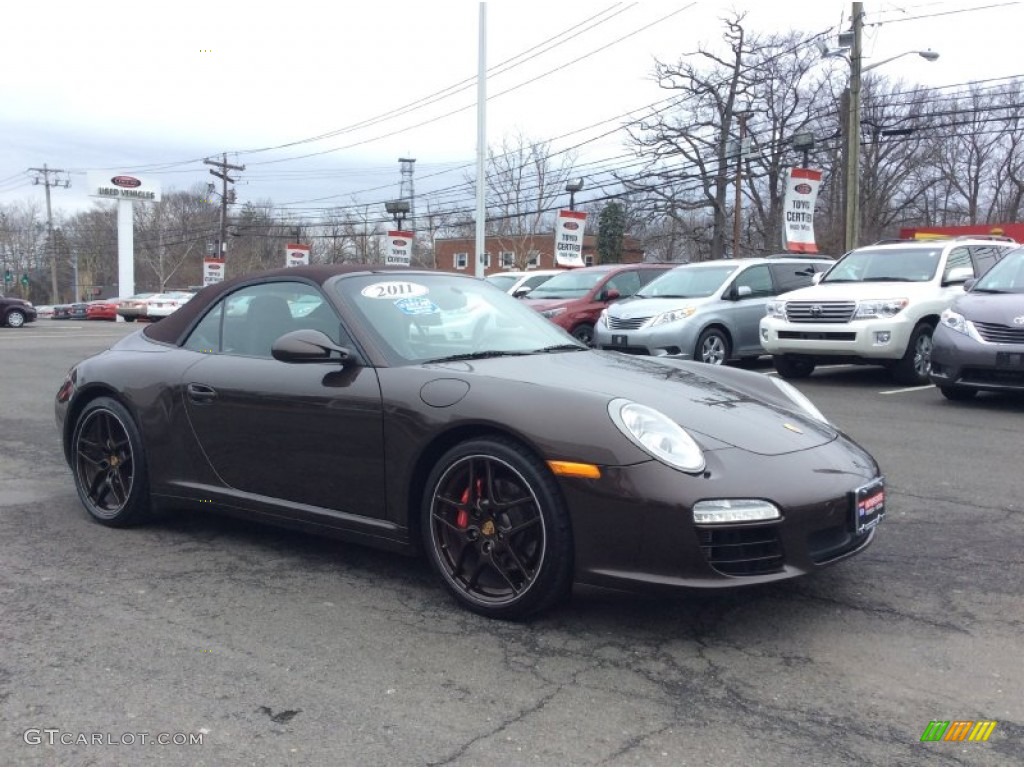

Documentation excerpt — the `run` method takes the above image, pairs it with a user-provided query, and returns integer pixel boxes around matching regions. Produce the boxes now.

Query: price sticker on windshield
[360,281,429,300]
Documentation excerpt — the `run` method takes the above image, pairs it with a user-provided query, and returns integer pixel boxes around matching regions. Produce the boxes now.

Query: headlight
[771,378,830,425]
[541,307,566,319]
[608,398,705,473]
[765,300,786,319]
[940,308,969,336]
[853,298,908,319]
[648,306,696,327]
[598,308,608,326]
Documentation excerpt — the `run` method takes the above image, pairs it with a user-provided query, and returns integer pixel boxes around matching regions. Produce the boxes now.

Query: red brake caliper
[455,478,483,529]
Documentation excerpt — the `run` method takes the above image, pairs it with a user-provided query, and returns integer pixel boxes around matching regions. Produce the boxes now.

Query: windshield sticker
[360,281,429,300]
[394,297,440,315]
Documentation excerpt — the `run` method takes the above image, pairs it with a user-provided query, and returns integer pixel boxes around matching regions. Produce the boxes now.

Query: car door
[726,264,775,354]
[180,280,387,522]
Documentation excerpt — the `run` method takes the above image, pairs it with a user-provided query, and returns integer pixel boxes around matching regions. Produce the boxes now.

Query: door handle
[186,383,218,403]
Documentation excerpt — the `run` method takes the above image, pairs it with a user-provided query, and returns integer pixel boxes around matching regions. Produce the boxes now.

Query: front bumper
[595,320,702,358]
[929,324,1024,392]
[760,314,916,361]
[558,435,882,592]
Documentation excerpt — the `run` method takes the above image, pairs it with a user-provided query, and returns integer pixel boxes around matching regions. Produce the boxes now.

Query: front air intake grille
[697,525,784,576]
[784,301,856,324]
[607,315,652,330]
[973,322,1024,344]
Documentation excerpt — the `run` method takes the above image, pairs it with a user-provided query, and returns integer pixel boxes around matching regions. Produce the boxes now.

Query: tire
[892,323,934,386]
[5,309,26,328]
[71,397,153,527]
[422,436,574,620]
[124,316,136,323]
[940,385,977,401]
[773,355,816,379]
[571,323,595,346]
[695,328,730,365]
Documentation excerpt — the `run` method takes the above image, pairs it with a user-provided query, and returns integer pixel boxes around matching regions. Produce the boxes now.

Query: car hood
[429,351,837,456]
[780,281,942,301]
[522,297,580,311]
[953,292,1024,324]
[608,295,717,319]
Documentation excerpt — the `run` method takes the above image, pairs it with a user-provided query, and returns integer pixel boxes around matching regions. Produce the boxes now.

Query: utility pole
[28,164,70,303]
[204,153,245,262]
[732,114,749,259]
[844,2,864,251]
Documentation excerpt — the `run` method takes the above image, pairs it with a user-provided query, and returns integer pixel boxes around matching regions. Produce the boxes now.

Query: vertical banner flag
[554,210,587,267]
[203,257,225,286]
[782,168,822,253]
[385,231,413,266]
[285,243,311,268]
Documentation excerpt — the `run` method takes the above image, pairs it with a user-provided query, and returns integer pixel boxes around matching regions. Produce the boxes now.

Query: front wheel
[571,323,595,346]
[892,323,934,385]
[773,355,816,379]
[422,436,574,620]
[695,328,730,365]
[71,397,152,527]
[5,309,26,328]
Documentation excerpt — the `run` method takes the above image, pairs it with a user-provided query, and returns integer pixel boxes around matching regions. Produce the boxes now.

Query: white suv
[759,238,1016,384]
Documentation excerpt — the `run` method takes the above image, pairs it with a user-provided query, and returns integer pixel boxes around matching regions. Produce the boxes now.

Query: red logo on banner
[111,176,142,188]
[393,239,408,246]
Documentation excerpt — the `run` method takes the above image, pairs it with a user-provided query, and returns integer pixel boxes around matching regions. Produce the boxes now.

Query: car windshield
[332,273,584,365]
[526,270,604,299]
[972,247,1024,293]
[637,265,737,298]
[485,274,519,291]
[822,247,941,283]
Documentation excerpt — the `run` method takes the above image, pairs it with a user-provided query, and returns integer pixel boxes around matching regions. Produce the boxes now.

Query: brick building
[433,233,645,277]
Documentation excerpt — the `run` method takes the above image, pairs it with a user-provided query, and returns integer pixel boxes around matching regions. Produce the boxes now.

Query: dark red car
[522,263,672,344]
[86,299,119,321]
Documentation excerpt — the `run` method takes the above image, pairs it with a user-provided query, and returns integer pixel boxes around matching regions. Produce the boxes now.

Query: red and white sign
[782,168,822,253]
[203,257,225,286]
[554,210,587,268]
[385,230,413,267]
[285,243,311,268]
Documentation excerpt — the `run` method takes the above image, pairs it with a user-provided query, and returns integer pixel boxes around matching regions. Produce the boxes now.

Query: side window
[605,270,642,298]
[943,247,975,280]
[769,263,821,293]
[638,269,667,286]
[183,303,224,353]
[970,246,1001,277]
[733,265,773,298]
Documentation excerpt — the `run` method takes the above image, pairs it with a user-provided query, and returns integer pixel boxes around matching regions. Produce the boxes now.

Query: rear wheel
[71,397,152,527]
[773,355,816,379]
[5,309,26,328]
[695,328,729,365]
[422,436,573,620]
[940,385,977,401]
[892,323,934,385]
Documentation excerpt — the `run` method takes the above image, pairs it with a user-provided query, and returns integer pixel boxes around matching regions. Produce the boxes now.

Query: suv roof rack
[953,234,1017,242]
[764,252,835,259]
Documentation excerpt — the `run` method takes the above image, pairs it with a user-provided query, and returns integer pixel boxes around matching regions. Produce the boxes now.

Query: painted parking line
[762,364,857,378]
[879,384,935,395]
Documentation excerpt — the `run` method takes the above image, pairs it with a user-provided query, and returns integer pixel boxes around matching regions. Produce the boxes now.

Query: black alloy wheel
[423,437,573,619]
[72,397,152,527]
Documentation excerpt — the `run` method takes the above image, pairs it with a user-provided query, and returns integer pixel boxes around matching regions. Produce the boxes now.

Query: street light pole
[843,1,864,252]
[565,178,584,211]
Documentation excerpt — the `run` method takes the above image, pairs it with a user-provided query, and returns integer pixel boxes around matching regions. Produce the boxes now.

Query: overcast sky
[1,0,1021,219]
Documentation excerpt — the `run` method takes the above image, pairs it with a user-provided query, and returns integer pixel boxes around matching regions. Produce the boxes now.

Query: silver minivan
[594,256,833,364]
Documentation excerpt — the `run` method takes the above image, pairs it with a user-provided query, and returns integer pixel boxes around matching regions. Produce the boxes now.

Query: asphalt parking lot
[2,321,1022,766]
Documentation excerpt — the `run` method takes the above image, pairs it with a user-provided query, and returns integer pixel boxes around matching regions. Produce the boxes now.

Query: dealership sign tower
[87,172,162,305]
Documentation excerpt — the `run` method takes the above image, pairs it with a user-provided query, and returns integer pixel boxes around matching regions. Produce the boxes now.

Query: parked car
[52,304,72,320]
[0,294,38,328]
[929,246,1024,400]
[86,299,120,321]
[595,256,833,364]
[35,305,55,319]
[146,291,195,320]
[523,263,672,344]
[55,265,884,620]
[760,238,1017,384]
[69,302,90,321]
[485,269,563,298]
[117,293,157,322]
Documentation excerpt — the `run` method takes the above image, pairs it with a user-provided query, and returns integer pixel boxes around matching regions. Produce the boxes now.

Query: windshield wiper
[860,276,915,282]
[423,350,531,364]
[970,287,1011,293]
[533,344,586,353]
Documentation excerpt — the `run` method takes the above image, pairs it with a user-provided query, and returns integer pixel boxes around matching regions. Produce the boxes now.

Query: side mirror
[811,272,824,285]
[272,329,351,364]
[736,285,753,298]
[963,277,977,291]
[601,288,621,302]
[943,266,974,285]
[513,286,532,298]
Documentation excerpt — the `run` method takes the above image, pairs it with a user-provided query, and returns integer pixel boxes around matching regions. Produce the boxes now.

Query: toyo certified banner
[782,168,822,253]
[285,243,311,268]
[554,210,587,268]
[385,231,413,266]
[86,172,162,202]
[203,257,225,286]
